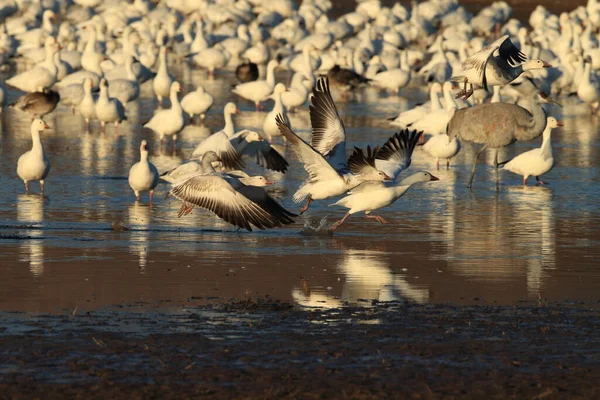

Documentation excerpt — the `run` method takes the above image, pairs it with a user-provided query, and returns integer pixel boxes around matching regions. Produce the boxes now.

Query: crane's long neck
[523,95,548,141]
[224,112,235,137]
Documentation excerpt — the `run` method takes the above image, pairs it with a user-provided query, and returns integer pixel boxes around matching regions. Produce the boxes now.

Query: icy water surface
[1,64,599,313]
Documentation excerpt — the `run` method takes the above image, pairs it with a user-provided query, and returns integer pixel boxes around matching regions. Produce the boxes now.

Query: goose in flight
[453,35,551,99]
[277,77,421,214]
[168,172,296,231]
[330,171,439,231]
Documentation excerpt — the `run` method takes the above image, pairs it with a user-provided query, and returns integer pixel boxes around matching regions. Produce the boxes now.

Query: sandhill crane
[447,91,561,188]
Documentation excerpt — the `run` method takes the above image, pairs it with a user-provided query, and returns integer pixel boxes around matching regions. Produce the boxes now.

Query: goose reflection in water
[128,203,152,272]
[17,194,45,277]
[293,248,429,308]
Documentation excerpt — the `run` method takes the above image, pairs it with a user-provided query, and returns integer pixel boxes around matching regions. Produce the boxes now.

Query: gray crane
[447,91,561,188]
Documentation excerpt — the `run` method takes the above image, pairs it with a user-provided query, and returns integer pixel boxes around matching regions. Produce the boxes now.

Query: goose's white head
[84,78,94,90]
[522,59,552,71]
[196,86,206,94]
[170,81,182,94]
[241,175,274,187]
[32,119,50,132]
[224,102,240,115]
[546,116,564,131]
[400,171,440,186]
[244,131,263,142]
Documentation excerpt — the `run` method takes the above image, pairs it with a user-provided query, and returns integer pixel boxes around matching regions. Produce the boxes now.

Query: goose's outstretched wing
[168,174,278,231]
[240,140,289,173]
[347,145,381,176]
[236,185,297,225]
[461,35,526,90]
[276,114,341,183]
[309,77,348,172]
[191,131,245,170]
[375,129,422,181]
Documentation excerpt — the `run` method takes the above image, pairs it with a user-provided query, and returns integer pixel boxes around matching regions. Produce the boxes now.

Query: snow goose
[15,10,56,54]
[370,51,411,94]
[263,83,289,142]
[220,24,250,60]
[160,151,222,184]
[389,82,443,127]
[192,45,230,77]
[232,59,279,111]
[577,56,600,113]
[168,172,295,231]
[9,88,60,119]
[181,86,214,124]
[79,78,97,133]
[408,82,459,136]
[17,119,51,193]
[242,41,269,65]
[153,46,173,108]
[454,35,551,99]
[330,171,439,231]
[282,72,310,112]
[501,117,563,185]
[278,111,422,215]
[81,26,106,77]
[53,51,73,81]
[95,78,127,134]
[129,140,159,202]
[6,37,59,92]
[107,55,140,105]
[143,81,185,149]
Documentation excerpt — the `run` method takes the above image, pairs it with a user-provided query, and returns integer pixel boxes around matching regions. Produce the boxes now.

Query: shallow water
[1,63,599,313]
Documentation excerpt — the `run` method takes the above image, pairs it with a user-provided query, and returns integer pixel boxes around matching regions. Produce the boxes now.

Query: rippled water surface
[1,63,599,312]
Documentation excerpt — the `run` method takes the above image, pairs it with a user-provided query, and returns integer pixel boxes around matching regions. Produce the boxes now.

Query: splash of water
[298,216,334,236]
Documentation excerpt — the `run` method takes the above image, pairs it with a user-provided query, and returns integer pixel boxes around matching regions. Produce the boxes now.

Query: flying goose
[453,35,551,99]
[168,172,296,231]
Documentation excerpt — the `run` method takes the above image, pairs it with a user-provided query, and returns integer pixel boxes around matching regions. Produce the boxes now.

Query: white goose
[501,117,563,185]
[129,140,159,202]
[330,172,439,231]
[389,82,443,127]
[6,37,58,92]
[370,51,412,94]
[577,56,600,113]
[95,78,127,134]
[192,45,230,77]
[232,59,279,111]
[276,78,421,214]
[153,46,173,108]
[263,83,289,142]
[454,35,551,99]
[160,151,222,184]
[144,81,185,149]
[107,55,140,105]
[409,81,459,135]
[79,78,96,133]
[281,72,310,112]
[168,171,295,231]
[17,119,51,193]
[181,85,214,123]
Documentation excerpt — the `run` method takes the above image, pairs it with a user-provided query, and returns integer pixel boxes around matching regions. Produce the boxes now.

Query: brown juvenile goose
[9,87,60,119]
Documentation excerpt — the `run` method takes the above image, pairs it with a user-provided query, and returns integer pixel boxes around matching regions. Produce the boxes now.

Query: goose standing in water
[263,83,289,142]
[501,117,563,185]
[232,59,279,111]
[80,78,97,133]
[129,140,159,202]
[144,81,185,150]
[181,86,213,124]
[95,79,127,134]
[453,35,551,99]
[330,172,439,231]
[153,46,173,108]
[17,119,51,193]
[9,87,60,119]
[108,55,140,106]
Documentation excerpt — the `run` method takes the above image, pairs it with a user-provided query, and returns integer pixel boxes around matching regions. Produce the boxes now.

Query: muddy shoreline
[1,299,599,398]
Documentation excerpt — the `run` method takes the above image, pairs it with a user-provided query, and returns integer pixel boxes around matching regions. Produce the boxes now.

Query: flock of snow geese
[3,0,598,232]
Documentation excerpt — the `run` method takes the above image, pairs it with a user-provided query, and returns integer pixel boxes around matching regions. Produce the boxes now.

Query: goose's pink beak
[542,61,552,68]
[384,173,393,181]
[430,175,440,181]
[556,121,564,127]
[265,179,275,185]
[43,122,50,130]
